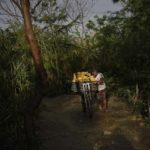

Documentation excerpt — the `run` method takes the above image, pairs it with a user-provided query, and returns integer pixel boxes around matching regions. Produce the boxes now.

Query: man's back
[95,73,106,91]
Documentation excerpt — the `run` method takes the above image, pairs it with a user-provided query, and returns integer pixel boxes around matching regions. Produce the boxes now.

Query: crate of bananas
[71,72,98,93]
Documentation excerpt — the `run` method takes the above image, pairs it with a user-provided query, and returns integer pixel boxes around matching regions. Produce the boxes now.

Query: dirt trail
[36,95,150,150]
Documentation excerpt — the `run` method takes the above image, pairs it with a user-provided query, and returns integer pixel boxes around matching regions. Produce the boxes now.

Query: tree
[20,0,48,86]
[86,0,150,117]
[20,1,49,148]
[0,0,48,149]
[0,0,96,148]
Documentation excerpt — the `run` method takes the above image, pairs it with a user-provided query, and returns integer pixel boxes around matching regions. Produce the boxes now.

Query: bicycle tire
[81,93,86,113]
[84,88,93,118]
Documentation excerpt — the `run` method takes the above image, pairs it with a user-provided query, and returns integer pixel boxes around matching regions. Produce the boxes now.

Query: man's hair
[92,69,98,73]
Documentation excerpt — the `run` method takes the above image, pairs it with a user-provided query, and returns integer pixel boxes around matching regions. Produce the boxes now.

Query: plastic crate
[71,82,98,93]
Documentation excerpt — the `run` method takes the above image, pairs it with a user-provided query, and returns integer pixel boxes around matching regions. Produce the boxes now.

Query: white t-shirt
[95,73,106,91]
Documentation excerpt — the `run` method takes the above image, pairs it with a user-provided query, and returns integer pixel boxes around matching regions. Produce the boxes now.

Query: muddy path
[36,95,150,150]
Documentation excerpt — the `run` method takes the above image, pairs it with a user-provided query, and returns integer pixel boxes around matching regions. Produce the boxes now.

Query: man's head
[92,70,98,77]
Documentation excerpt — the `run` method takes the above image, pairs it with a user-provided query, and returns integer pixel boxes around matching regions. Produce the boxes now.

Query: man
[92,70,107,111]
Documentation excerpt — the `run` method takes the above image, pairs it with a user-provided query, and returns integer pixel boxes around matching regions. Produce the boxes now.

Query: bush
[0,29,33,150]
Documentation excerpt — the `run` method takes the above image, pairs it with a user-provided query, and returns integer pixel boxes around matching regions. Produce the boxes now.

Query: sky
[0,0,122,28]
[89,0,122,19]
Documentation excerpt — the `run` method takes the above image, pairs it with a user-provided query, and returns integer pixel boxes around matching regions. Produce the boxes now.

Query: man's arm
[96,73,104,85]
[98,77,104,85]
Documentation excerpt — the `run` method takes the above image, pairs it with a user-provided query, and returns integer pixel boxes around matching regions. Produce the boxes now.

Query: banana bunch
[90,75,96,82]
[72,72,96,82]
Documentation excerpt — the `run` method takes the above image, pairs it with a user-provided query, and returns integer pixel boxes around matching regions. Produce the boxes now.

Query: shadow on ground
[97,133,135,150]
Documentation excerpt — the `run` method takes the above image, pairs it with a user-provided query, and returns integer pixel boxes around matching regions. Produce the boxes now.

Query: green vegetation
[0,0,150,149]
[86,0,150,117]
[0,28,33,149]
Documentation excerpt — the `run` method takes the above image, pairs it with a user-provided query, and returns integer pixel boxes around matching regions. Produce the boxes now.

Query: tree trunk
[20,0,48,149]
[21,0,47,87]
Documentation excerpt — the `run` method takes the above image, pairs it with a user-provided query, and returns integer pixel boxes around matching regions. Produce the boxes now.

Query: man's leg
[97,91,103,110]
[102,90,107,111]
[97,90,107,111]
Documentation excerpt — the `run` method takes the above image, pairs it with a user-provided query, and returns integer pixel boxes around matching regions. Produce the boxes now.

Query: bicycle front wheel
[84,92,93,118]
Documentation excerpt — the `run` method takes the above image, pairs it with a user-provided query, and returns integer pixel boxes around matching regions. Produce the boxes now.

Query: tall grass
[0,29,34,150]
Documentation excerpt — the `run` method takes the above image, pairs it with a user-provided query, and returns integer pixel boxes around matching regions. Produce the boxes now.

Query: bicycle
[79,82,98,118]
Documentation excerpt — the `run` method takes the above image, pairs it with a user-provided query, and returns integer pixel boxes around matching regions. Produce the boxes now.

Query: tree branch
[56,14,81,33]
[11,0,22,11]
[0,0,23,21]
[31,0,43,14]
